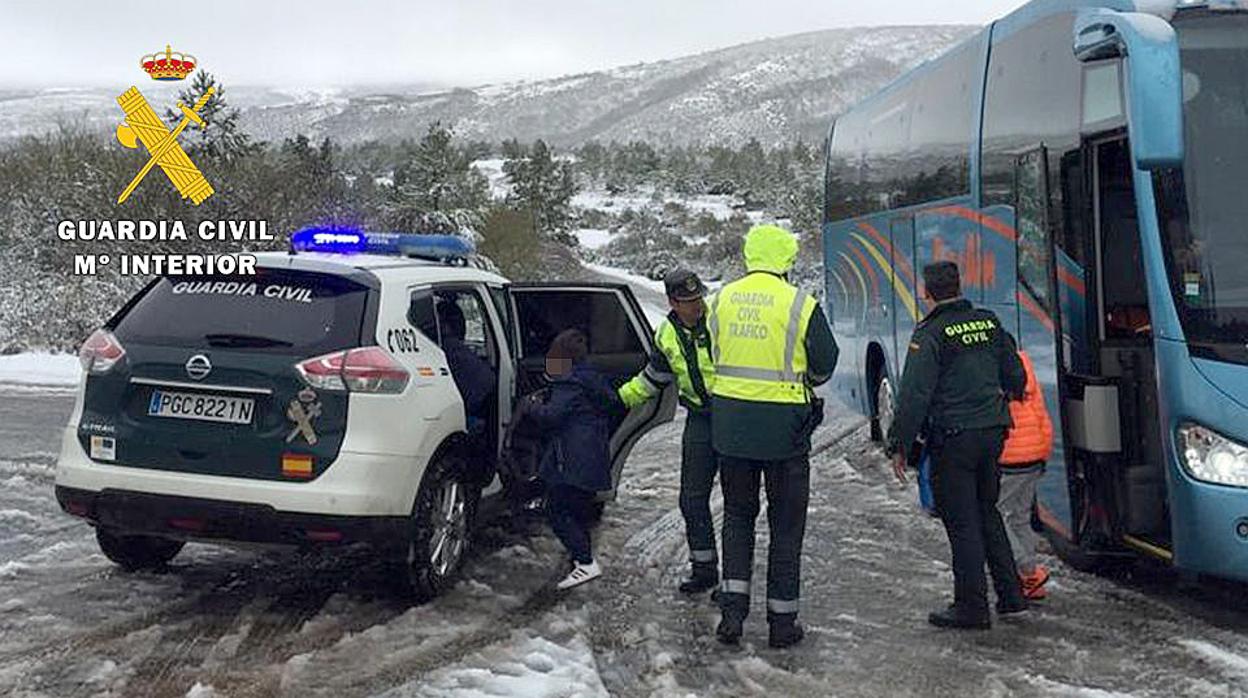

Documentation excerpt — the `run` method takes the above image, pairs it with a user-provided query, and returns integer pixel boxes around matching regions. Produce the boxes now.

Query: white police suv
[55,230,675,599]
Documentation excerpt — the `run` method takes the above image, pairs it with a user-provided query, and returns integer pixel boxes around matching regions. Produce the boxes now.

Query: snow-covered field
[0,353,81,388]
[572,190,753,223]
[571,228,612,251]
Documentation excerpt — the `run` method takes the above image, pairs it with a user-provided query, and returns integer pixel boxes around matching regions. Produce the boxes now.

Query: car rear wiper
[204,333,294,348]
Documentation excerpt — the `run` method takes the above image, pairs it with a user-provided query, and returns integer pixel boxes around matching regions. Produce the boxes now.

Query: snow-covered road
[3,388,1248,697]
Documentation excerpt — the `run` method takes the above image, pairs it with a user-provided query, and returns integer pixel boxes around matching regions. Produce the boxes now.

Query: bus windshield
[1160,15,1248,361]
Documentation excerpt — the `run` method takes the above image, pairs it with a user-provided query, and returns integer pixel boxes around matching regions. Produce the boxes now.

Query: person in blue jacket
[436,300,495,432]
[517,328,621,590]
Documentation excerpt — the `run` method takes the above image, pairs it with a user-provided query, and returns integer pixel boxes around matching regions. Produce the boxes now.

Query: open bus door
[1011,146,1080,550]
[1044,135,1173,568]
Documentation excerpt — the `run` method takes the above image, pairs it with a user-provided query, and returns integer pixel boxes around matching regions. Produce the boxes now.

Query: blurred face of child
[545,356,574,377]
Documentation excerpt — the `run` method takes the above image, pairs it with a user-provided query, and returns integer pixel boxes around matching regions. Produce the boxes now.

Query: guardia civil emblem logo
[114,45,214,206]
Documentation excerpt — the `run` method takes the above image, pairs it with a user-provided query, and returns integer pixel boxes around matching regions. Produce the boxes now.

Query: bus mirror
[1074,10,1185,169]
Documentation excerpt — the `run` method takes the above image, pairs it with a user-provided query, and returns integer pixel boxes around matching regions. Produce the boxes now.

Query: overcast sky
[1,0,1025,88]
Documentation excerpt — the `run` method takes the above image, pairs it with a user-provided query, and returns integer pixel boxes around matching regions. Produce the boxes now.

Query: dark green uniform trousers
[718,454,810,618]
[931,427,1024,615]
[681,410,719,574]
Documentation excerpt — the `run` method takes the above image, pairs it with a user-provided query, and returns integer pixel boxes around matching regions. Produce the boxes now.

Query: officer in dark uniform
[886,261,1028,629]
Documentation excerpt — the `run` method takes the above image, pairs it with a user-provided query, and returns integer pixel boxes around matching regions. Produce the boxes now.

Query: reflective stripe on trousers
[767,598,799,614]
[721,579,751,595]
[690,549,717,563]
[719,455,810,615]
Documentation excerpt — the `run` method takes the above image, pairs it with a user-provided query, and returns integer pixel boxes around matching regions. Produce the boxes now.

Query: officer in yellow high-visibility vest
[618,269,719,595]
[709,224,838,649]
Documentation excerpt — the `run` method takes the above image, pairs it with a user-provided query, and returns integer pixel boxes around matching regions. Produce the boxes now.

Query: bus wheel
[870,374,895,443]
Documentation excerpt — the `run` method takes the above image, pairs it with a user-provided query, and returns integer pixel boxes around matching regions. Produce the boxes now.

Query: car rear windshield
[112,269,370,355]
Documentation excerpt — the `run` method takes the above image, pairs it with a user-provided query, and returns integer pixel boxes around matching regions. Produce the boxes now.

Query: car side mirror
[1074,9,1184,169]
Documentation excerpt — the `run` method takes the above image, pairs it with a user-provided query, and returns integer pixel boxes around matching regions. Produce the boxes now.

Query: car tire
[95,527,184,571]
[400,451,480,601]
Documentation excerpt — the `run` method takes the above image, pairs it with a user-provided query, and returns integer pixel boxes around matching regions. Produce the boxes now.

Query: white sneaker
[556,560,602,590]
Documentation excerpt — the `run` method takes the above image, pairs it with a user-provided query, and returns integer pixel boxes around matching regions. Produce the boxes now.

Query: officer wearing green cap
[619,268,720,595]
[708,224,838,648]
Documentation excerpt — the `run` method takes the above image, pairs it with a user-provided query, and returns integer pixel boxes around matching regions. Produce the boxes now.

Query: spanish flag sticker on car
[282,453,314,479]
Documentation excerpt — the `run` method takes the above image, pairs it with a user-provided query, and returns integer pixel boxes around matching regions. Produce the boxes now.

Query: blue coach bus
[824,0,1248,580]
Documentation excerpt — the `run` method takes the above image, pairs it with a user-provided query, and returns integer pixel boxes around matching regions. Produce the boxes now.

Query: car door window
[409,288,438,343]
[512,289,644,367]
[434,288,497,367]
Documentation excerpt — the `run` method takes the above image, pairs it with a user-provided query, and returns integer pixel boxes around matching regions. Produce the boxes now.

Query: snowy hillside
[0,84,427,145]
[243,25,976,147]
[0,26,975,147]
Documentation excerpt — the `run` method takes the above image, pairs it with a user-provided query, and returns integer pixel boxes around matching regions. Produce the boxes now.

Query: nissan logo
[185,354,212,380]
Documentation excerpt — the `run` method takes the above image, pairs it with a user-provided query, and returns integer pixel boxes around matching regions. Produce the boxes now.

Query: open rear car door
[507,283,677,497]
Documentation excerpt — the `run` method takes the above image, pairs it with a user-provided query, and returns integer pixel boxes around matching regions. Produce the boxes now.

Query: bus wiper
[204,333,294,348]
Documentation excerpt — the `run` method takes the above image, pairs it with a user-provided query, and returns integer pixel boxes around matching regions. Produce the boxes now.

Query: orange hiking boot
[1021,565,1050,601]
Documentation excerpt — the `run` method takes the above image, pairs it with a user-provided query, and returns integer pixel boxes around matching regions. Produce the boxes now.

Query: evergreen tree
[501,138,527,161]
[504,139,578,242]
[478,207,542,278]
[575,141,608,184]
[385,122,489,235]
[164,70,260,163]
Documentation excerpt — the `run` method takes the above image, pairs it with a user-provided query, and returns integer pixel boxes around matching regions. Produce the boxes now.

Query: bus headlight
[1177,423,1248,488]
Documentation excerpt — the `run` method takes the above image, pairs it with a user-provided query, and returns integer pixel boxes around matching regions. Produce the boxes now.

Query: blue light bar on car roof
[291,227,476,260]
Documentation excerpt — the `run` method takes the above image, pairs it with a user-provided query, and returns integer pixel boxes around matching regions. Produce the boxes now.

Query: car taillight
[295,347,409,394]
[79,329,126,375]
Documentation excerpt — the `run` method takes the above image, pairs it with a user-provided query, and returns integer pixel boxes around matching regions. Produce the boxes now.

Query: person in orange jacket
[997,350,1054,601]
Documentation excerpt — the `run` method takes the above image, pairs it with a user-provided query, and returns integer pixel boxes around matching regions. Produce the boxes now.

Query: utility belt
[680,395,711,414]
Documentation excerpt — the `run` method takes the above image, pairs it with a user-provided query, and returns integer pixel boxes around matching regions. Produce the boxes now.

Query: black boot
[716,592,748,645]
[927,604,991,630]
[678,564,718,595]
[768,613,805,649]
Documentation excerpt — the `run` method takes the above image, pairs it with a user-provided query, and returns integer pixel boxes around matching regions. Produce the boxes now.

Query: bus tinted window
[1156,15,1248,363]
[981,13,1082,208]
[898,42,977,207]
[862,87,913,212]
[826,114,870,220]
[826,38,977,221]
